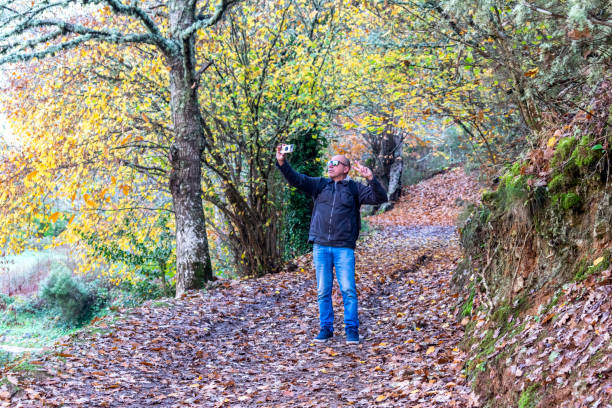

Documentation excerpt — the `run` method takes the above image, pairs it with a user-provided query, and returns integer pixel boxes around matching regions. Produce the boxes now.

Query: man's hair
[344,158,351,168]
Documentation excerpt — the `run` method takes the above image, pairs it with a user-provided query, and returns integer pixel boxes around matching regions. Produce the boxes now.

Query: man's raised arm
[276,145,321,197]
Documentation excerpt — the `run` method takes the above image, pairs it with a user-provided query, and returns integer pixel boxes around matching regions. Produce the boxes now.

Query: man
[276,145,387,344]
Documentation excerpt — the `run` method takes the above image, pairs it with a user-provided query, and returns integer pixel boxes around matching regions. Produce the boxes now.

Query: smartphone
[281,144,294,153]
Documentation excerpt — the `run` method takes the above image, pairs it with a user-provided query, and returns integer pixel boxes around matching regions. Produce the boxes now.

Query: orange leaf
[49,212,60,223]
[25,170,37,181]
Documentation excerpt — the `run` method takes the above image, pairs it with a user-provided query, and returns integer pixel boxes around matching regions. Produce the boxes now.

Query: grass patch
[575,250,611,281]
[539,289,562,317]
[518,383,540,408]
[0,304,76,350]
[492,303,512,325]
[461,286,476,317]
[11,360,46,373]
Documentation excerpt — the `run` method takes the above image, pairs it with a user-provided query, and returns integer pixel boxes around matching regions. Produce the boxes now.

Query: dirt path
[6,169,481,407]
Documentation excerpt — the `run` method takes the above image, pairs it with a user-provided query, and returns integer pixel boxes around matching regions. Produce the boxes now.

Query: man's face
[327,155,350,179]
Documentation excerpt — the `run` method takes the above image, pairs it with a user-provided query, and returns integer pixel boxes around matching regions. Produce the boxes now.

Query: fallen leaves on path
[2,170,482,407]
[369,167,481,227]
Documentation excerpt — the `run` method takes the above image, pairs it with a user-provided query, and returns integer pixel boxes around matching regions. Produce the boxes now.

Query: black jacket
[277,161,387,249]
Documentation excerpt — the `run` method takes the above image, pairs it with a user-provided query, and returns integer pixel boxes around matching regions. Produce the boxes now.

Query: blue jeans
[313,244,358,331]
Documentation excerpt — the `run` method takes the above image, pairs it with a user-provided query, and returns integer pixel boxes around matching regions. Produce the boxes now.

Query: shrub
[0,293,14,309]
[38,266,94,324]
[0,295,42,325]
[85,279,112,317]
[118,276,169,305]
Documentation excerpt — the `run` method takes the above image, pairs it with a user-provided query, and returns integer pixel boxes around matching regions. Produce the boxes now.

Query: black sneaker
[314,328,333,342]
[346,327,359,344]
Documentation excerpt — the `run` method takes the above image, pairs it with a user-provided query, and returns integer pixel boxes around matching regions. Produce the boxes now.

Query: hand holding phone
[276,144,293,165]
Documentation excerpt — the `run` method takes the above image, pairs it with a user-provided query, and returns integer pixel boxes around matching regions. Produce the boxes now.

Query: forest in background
[0,1,609,400]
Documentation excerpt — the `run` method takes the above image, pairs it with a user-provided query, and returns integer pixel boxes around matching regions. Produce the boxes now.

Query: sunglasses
[327,160,348,167]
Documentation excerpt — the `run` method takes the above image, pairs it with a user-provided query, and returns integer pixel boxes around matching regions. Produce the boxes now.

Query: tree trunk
[369,119,404,208]
[234,212,282,277]
[168,1,213,297]
[221,184,282,277]
[387,157,403,202]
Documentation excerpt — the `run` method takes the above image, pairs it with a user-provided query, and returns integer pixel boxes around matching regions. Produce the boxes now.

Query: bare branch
[98,0,165,39]
[0,31,161,64]
[181,0,241,40]
[521,1,612,29]
[0,0,178,64]
[118,158,167,177]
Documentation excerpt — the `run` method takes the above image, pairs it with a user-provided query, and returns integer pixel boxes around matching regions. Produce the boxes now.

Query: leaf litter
[3,168,482,407]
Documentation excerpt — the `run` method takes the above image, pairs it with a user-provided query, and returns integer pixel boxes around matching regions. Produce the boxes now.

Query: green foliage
[0,296,38,326]
[78,214,175,296]
[359,218,373,237]
[570,135,603,169]
[461,286,476,317]
[462,291,531,382]
[575,250,611,281]
[492,303,512,325]
[33,213,69,238]
[481,190,497,203]
[0,294,15,308]
[547,136,592,195]
[560,192,581,210]
[496,171,529,209]
[518,384,540,408]
[527,185,548,218]
[510,161,523,176]
[549,134,607,208]
[38,266,94,324]
[547,173,569,193]
[116,277,168,305]
[283,128,327,259]
[539,289,562,317]
[552,137,578,167]
[0,298,76,353]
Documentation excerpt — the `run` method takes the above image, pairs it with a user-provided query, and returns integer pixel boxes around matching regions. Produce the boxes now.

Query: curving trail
[7,168,482,407]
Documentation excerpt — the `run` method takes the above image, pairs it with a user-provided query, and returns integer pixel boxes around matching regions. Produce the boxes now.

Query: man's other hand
[276,145,286,166]
[354,161,373,180]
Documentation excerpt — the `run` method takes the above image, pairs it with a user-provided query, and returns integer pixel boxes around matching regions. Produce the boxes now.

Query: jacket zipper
[328,182,337,241]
